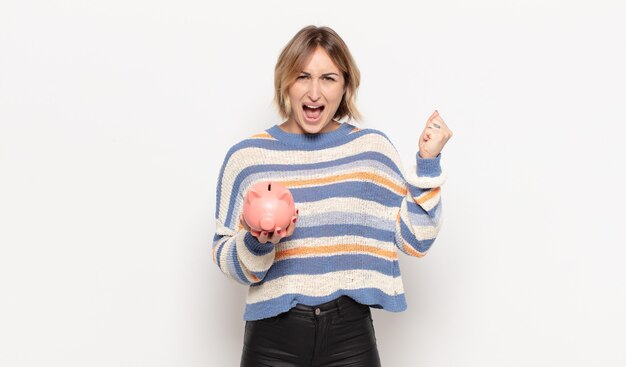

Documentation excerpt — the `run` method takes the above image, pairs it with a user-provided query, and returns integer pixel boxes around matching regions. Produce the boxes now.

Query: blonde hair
[274,25,361,121]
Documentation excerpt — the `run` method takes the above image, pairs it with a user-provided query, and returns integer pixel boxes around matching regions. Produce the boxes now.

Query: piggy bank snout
[260,216,276,231]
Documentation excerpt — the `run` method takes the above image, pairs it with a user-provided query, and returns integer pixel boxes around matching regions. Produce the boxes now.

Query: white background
[1,0,625,366]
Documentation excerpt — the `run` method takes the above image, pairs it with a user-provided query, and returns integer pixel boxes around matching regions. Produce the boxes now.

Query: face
[283,46,346,134]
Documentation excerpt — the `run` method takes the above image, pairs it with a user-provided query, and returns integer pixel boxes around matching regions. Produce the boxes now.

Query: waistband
[291,296,366,317]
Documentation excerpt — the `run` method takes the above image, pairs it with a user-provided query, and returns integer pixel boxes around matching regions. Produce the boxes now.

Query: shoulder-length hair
[274,25,361,122]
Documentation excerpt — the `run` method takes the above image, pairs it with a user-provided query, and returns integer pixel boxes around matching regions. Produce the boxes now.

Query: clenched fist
[418,110,452,159]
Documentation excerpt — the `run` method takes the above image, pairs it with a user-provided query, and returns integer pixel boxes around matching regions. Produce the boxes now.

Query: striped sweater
[212,122,445,321]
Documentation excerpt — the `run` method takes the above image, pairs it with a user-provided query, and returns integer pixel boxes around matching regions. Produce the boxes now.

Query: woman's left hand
[418,110,453,158]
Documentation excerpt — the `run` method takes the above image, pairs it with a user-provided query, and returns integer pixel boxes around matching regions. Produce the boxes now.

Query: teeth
[305,105,322,109]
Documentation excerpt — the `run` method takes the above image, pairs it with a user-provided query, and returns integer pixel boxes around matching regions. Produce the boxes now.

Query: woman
[213,25,452,366]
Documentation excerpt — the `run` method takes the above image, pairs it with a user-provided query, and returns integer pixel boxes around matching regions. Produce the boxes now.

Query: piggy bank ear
[278,191,292,205]
[246,188,262,204]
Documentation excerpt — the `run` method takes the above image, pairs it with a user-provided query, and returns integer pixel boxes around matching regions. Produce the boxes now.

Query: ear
[278,191,292,205]
[246,188,262,204]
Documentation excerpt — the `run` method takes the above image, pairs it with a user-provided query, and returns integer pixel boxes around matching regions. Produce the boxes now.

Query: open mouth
[302,104,325,122]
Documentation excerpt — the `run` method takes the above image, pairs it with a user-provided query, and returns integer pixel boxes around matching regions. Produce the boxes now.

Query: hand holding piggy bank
[240,181,298,244]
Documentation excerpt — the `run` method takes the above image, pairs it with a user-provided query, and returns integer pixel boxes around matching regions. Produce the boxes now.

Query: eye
[296,74,309,80]
[322,76,336,81]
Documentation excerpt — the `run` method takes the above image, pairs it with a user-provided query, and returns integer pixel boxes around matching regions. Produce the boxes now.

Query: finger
[285,213,299,237]
[271,227,283,243]
[258,231,269,244]
[283,218,294,237]
[433,113,451,131]
[273,228,286,244]
[424,111,438,128]
[426,131,444,142]
[286,217,296,236]
[432,115,447,129]
[268,232,279,244]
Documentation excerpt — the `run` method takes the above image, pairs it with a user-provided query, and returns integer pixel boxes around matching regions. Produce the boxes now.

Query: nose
[306,78,321,101]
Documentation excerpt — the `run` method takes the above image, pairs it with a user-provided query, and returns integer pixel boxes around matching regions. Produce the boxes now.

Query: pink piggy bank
[243,181,296,233]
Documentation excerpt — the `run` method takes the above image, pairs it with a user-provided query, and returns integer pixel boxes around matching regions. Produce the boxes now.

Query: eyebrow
[299,72,341,77]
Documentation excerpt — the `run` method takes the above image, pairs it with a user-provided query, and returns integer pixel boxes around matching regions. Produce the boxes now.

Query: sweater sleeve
[394,151,446,257]
[211,148,276,285]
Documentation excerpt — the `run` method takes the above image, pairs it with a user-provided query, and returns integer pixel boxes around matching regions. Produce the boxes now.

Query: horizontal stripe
[406,166,447,188]
[291,181,402,206]
[236,233,275,273]
[276,234,398,255]
[407,198,440,215]
[299,211,395,232]
[415,191,441,212]
[246,269,405,304]
[399,214,436,253]
[275,244,398,262]
[407,202,442,226]
[282,172,406,196]
[263,254,399,281]
[250,132,275,139]
[402,241,425,257]
[297,198,399,222]
[243,232,274,256]
[289,224,392,243]
[415,187,441,204]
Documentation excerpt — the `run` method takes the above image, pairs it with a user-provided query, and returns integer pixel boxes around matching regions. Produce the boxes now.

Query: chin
[295,119,324,134]
[301,124,325,134]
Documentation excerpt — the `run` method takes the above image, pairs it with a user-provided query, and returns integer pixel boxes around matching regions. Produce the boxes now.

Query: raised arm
[394,110,452,257]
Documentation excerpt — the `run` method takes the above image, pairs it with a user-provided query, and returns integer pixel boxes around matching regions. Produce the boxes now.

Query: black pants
[241,296,381,367]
